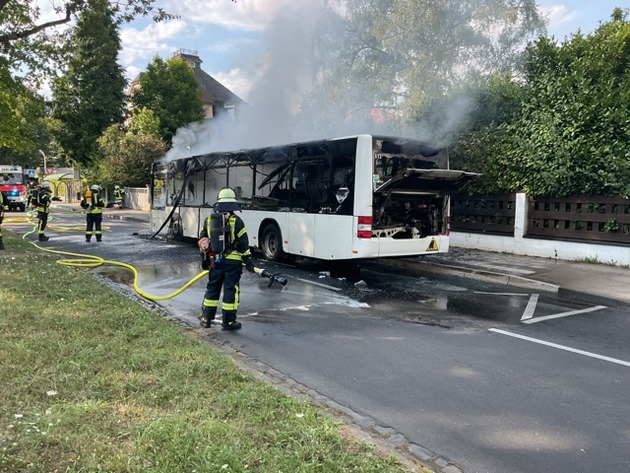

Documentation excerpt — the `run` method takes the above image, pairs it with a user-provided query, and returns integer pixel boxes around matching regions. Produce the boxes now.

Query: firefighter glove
[254,267,268,277]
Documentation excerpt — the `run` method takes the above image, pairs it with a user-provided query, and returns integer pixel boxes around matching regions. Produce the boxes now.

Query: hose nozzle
[268,273,288,287]
[257,268,288,287]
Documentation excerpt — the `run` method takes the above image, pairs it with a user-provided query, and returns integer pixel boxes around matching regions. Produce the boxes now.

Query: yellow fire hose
[19,210,209,301]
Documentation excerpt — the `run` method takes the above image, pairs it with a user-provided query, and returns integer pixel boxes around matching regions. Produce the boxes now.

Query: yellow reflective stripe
[237,227,246,238]
[229,216,236,241]
[222,284,239,311]
[203,299,219,308]
[225,252,241,261]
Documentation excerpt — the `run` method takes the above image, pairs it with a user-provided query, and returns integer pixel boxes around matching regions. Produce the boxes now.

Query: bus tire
[169,213,183,240]
[261,224,283,261]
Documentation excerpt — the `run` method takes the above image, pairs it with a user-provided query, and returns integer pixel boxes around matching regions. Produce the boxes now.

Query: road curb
[367,257,561,293]
[368,258,630,307]
[557,287,629,308]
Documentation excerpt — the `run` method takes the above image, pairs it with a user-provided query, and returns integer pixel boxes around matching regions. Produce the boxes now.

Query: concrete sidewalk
[52,202,629,307]
[415,247,630,307]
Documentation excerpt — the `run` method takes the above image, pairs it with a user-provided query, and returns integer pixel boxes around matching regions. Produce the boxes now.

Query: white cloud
[544,4,578,26]
[539,4,578,38]
[212,67,253,101]
[161,0,311,31]
[120,19,189,69]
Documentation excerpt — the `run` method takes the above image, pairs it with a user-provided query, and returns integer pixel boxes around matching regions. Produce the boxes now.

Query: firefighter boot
[221,311,241,331]
[39,235,49,241]
[199,306,216,328]
[0,237,4,250]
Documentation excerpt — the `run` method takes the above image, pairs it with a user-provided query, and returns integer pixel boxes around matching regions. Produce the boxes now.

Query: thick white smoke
[166,0,483,161]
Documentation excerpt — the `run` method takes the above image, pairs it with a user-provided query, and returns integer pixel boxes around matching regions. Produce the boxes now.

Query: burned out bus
[150,134,478,261]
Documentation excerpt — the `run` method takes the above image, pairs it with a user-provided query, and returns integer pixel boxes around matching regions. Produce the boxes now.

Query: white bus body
[150,134,477,261]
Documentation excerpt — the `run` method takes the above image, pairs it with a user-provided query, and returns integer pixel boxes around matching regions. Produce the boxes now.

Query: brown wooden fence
[450,193,516,235]
[451,194,630,245]
[527,195,630,245]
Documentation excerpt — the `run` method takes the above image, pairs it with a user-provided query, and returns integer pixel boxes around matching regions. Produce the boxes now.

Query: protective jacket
[80,191,104,213]
[27,187,38,208]
[199,212,255,270]
[114,188,124,203]
[35,188,51,213]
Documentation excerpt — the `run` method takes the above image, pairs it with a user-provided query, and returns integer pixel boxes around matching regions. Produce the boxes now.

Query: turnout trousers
[202,260,242,325]
[37,211,48,237]
[86,213,103,241]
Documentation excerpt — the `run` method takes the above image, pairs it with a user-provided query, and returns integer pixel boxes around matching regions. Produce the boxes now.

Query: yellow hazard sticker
[426,238,439,251]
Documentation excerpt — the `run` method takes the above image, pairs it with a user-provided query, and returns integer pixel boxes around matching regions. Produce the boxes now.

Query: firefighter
[0,190,5,249]
[113,185,125,208]
[198,187,262,331]
[35,181,52,241]
[80,184,105,242]
[26,181,38,210]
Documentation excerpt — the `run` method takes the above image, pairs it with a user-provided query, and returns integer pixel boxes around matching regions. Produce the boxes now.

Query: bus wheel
[261,224,283,261]
[168,213,183,240]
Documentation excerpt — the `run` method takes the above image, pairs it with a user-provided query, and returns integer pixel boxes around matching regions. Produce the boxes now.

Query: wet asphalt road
[8,209,630,473]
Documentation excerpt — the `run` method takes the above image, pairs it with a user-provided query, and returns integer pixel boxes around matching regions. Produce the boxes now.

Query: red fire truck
[0,165,28,211]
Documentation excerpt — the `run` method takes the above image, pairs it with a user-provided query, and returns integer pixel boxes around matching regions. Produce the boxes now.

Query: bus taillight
[357,216,372,238]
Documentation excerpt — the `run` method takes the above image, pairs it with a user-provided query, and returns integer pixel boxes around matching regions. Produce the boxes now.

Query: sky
[32,0,629,154]
[115,0,626,102]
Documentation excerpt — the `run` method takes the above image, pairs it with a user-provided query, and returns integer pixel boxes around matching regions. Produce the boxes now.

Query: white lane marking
[523,305,607,324]
[489,328,630,368]
[520,294,539,321]
[296,278,343,291]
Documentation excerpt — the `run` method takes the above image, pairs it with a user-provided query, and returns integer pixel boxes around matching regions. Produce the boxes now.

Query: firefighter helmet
[90,184,102,191]
[214,187,240,212]
[40,181,51,189]
[114,185,120,190]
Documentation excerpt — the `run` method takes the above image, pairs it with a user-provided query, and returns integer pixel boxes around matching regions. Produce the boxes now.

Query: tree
[96,108,166,188]
[131,56,204,144]
[307,0,546,129]
[0,67,47,154]
[0,0,176,80]
[50,0,127,167]
[464,8,630,197]
[429,73,525,175]
[0,0,235,156]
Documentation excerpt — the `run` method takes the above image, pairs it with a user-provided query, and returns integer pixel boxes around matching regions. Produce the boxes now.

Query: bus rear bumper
[351,235,450,259]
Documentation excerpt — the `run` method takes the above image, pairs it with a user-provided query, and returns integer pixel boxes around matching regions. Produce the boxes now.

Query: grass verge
[0,230,424,473]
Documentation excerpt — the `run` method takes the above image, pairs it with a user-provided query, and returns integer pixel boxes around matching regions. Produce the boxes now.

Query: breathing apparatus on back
[198,187,240,268]
[197,187,289,286]
[209,211,229,263]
